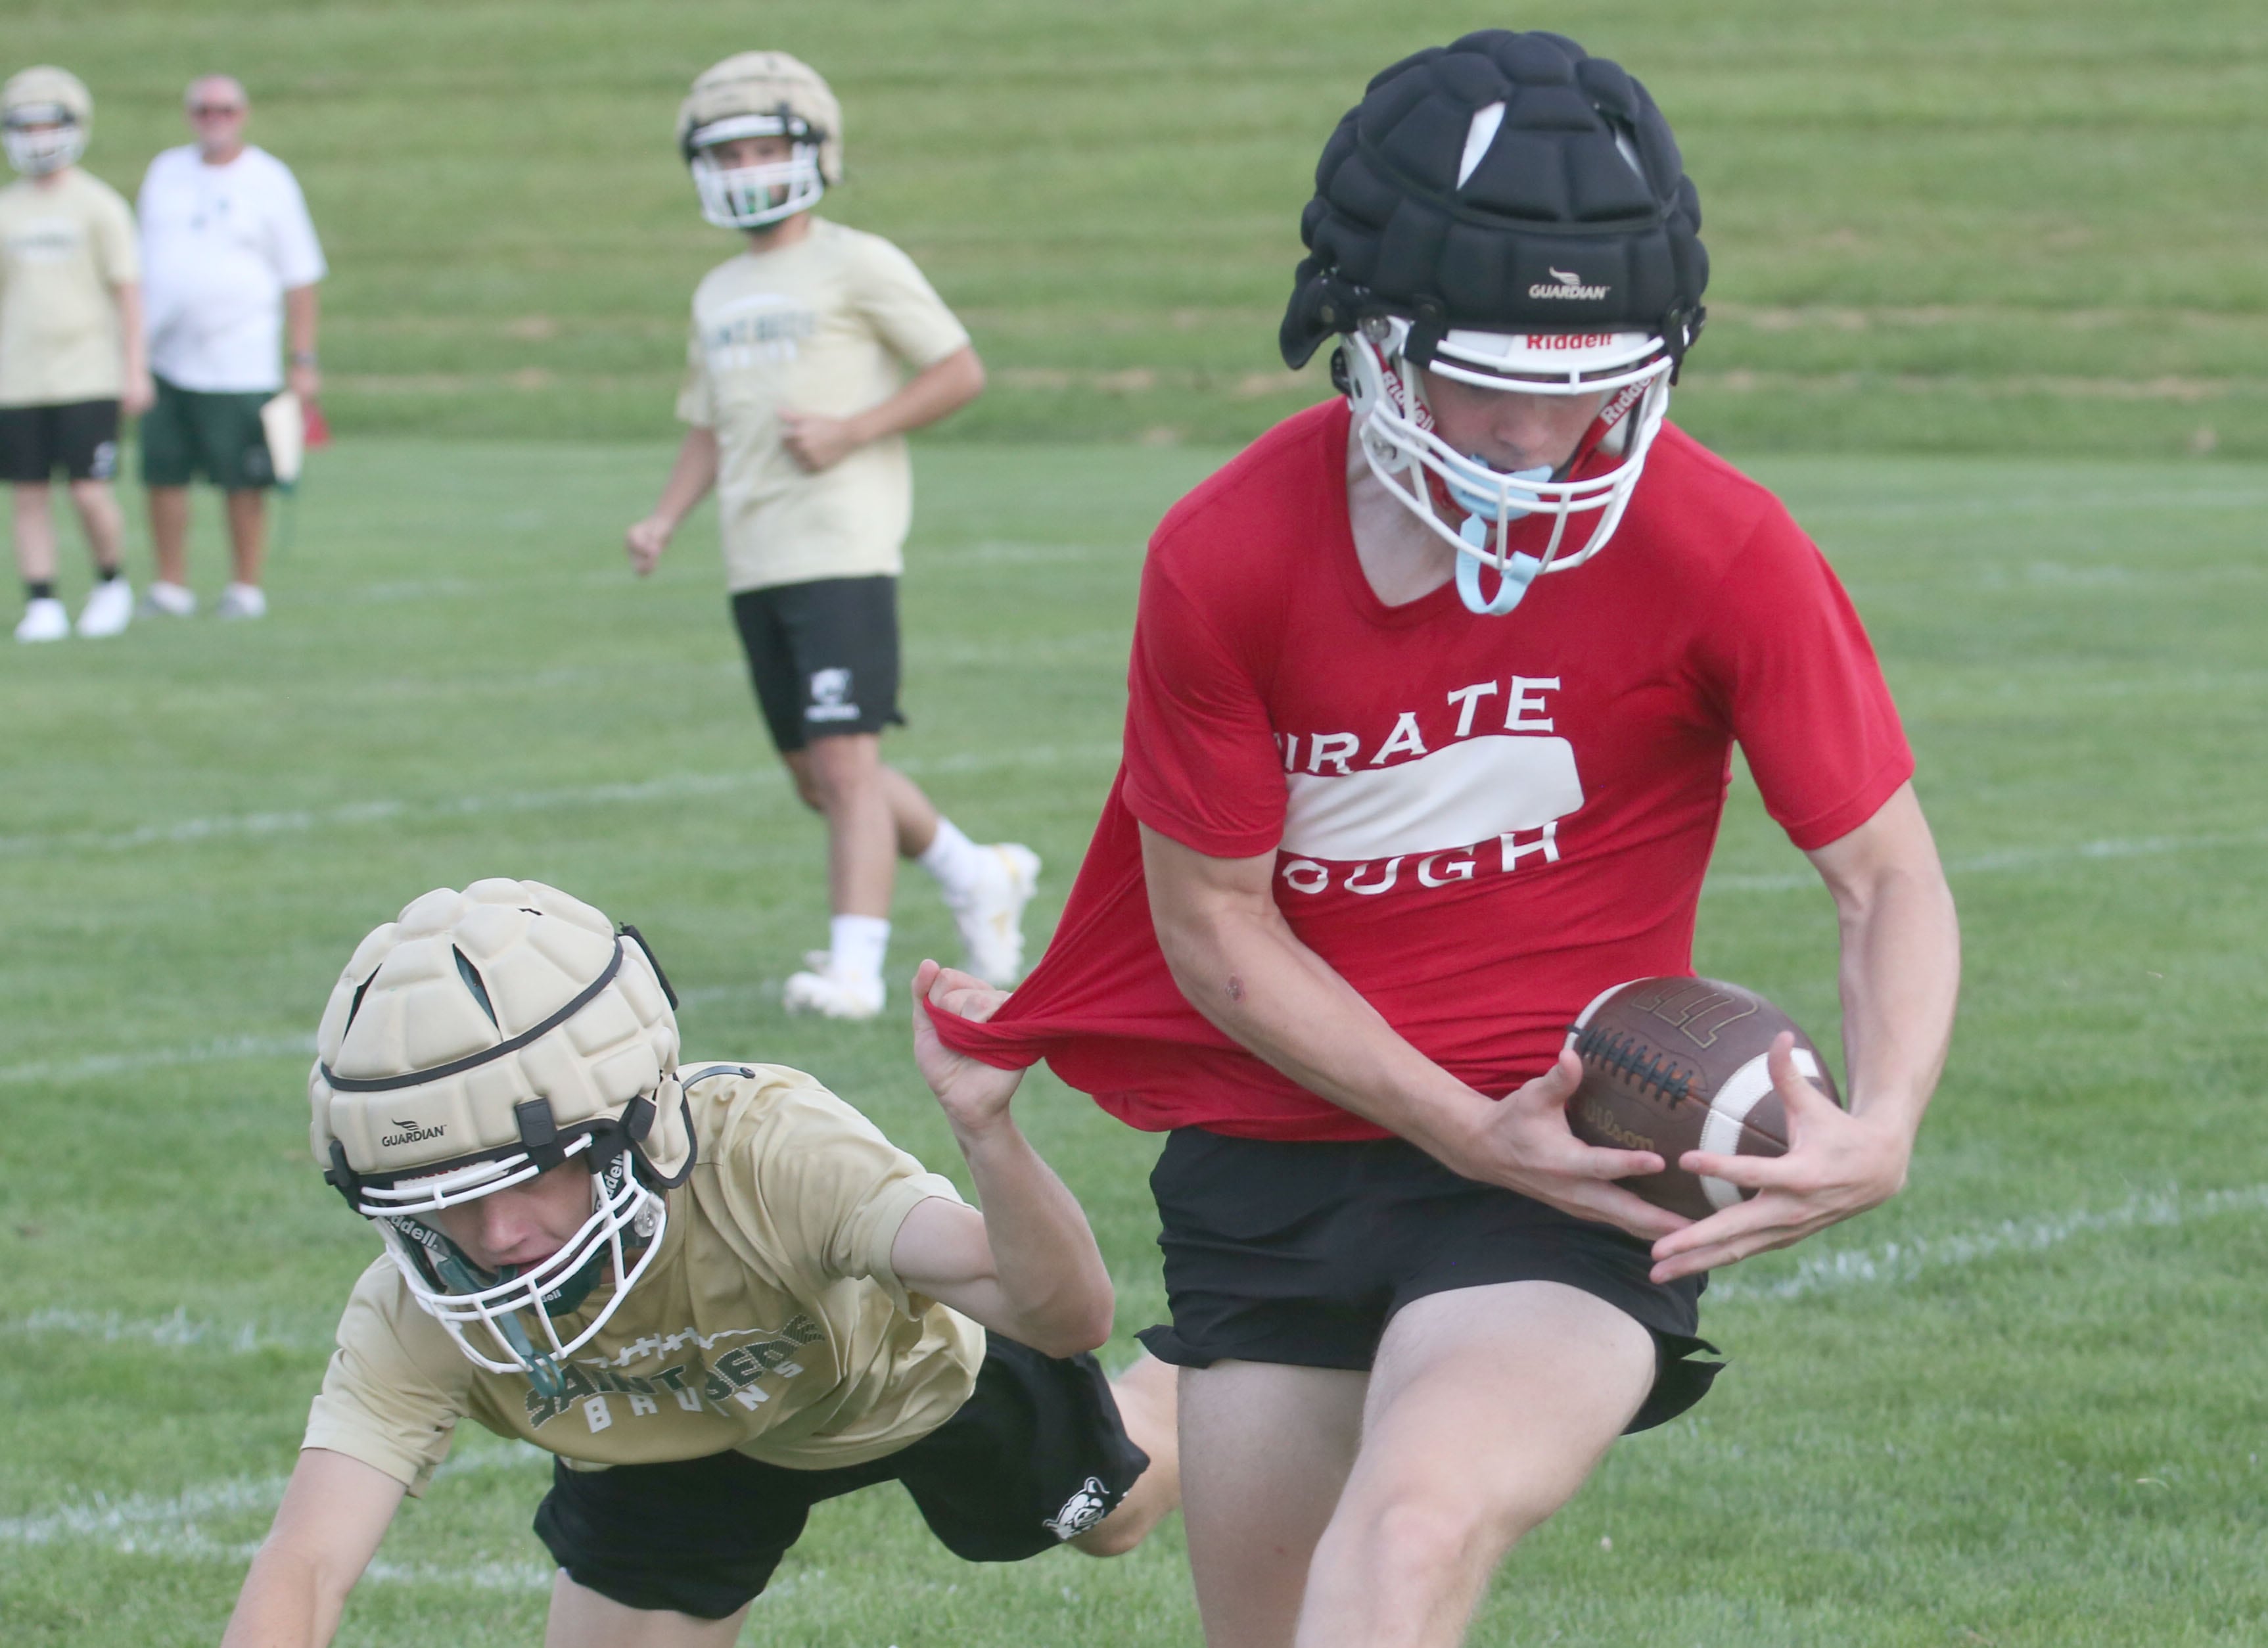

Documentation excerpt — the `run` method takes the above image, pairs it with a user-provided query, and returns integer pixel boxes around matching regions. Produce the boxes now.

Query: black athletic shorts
[729,575,906,755]
[0,399,120,483]
[139,376,275,490]
[1140,1128,1723,1434]
[531,1336,1149,1620]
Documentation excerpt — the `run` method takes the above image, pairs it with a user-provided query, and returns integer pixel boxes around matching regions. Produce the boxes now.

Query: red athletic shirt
[931,400,1912,1139]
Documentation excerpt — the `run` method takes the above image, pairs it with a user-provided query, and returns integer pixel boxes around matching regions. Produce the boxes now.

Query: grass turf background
[11,0,2267,456]
[4,0,2267,1641]
[4,440,2266,1643]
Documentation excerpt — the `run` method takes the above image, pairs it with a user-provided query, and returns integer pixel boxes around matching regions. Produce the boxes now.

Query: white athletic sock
[829,914,890,988]
[917,817,991,901]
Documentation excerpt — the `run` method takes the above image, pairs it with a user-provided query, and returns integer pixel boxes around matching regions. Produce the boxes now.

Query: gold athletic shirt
[676,217,970,593]
[0,170,139,406]
[302,1064,984,1493]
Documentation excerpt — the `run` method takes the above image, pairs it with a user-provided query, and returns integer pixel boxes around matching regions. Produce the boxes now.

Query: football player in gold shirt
[626,53,1035,1022]
[220,879,1176,1647]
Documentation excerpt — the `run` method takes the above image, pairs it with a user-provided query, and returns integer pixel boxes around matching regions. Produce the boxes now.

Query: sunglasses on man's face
[190,104,244,118]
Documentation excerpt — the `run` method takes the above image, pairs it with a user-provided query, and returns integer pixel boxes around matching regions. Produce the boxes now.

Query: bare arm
[220,1448,405,1648]
[113,281,152,417]
[284,283,319,402]
[1651,781,1960,1280]
[624,425,721,576]
[893,960,1116,1356]
[779,343,984,473]
[1140,824,1685,1240]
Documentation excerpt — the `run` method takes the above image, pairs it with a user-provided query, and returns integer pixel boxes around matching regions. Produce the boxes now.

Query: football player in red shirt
[923,30,1960,1648]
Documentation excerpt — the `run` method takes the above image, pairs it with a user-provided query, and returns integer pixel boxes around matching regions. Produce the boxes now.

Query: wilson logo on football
[1528,267,1609,300]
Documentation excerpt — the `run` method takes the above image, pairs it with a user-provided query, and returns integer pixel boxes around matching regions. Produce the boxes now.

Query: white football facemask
[3,108,84,176]
[1342,317,1675,615]
[687,112,825,229]
[356,1134,666,1393]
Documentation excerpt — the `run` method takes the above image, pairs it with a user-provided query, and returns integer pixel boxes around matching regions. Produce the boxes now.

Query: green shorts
[140,377,277,490]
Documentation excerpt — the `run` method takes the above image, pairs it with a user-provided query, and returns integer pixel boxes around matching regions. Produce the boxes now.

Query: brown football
[1563,976,1843,1221]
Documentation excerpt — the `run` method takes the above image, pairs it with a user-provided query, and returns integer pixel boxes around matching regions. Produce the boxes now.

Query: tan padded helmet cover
[3,66,94,128]
[677,51,843,185]
[309,879,689,1183]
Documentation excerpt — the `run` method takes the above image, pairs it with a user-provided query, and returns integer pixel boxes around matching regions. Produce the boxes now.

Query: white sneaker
[782,956,886,1021]
[76,578,133,638]
[947,844,1042,986]
[216,582,267,620]
[139,581,196,618]
[14,597,68,643]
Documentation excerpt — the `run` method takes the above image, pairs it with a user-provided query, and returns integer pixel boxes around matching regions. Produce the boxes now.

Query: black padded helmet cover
[1281,30,1707,370]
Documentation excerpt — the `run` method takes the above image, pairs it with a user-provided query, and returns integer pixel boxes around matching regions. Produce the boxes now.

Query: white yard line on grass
[1,988,773,1089]
[0,1446,555,1589]
[1795,488,2268,523]
[3,1307,327,1354]
[1704,823,2268,894]
[0,1033,315,1087]
[0,743,1122,860]
[1711,1182,2268,1303]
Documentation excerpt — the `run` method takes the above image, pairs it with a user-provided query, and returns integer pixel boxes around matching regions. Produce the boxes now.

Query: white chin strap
[690,146,825,229]
[1343,319,1673,615]
[367,1139,667,1390]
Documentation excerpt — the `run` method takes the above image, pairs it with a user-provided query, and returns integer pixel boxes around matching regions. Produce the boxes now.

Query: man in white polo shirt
[137,74,325,620]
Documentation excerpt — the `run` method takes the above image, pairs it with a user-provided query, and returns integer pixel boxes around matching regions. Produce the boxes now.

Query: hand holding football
[1564,976,1843,1221]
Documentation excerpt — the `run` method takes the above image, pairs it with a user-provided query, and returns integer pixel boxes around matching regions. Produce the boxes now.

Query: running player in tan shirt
[627,53,1035,1022]
[220,879,1176,1647]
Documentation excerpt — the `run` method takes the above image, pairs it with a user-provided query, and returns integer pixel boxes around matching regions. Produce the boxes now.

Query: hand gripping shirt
[676,218,971,593]
[0,170,139,406]
[302,1064,983,1492]
[929,400,1914,1139]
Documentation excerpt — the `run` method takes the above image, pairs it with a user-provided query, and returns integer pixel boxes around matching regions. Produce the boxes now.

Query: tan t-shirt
[302,1063,984,1494]
[676,218,970,592]
[0,170,138,408]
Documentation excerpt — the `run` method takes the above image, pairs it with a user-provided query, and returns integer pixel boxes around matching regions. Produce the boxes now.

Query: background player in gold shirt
[626,53,1032,1022]
[0,66,152,643]
[218,878,1177,1647]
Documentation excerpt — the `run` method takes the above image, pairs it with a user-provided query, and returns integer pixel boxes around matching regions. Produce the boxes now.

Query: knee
[787,765,827,812]
[1337,1484,1530,1589]
[1069,1480,1169,1560]
[798,740,877,816]
[1070,1517,1147,1559]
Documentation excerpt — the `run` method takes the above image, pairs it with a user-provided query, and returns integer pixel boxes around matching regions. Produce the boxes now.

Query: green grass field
[5,0,2267,1642]
[14,0,2267,456]
[3,436,2265,1645]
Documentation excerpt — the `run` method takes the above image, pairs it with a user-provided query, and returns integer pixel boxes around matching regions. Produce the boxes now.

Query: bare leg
[1180,1359,1368,1648]
[66,479,124,573]
[543,1571,747,1648]
[1293,1282,1656,1648]
[148,484,191,586]
[785,736,942,916]
[11,484,57,582]
[1072,1350,1183,1557]
[225,488,266,586]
